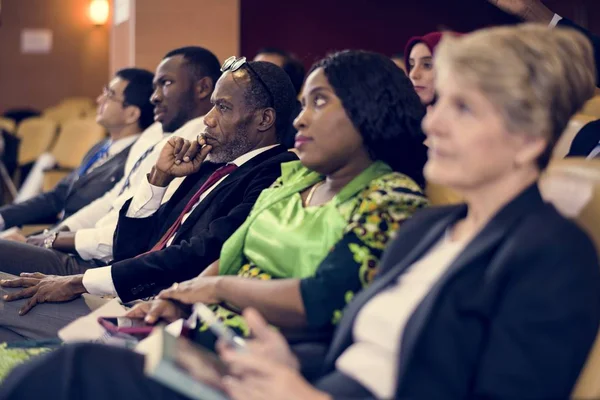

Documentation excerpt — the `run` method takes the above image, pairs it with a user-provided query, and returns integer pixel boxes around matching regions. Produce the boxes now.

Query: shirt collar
[108,134,141,156]
[229,145,279,167]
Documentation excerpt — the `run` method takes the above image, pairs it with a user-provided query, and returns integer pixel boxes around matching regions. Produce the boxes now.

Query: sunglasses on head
[221,56,275,107]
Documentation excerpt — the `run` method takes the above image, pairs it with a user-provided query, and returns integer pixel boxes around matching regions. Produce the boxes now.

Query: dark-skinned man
[0,47,220,278]
[0,68,155,232]
[0,57,299,341]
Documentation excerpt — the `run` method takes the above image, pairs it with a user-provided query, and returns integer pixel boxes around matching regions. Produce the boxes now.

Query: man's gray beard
[207,128,254,164]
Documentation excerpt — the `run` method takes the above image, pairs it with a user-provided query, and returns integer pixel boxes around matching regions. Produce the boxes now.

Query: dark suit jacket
[568,119,600,158]
[111,145,298,302]
[0,140,132,228]
[559,18,600,87]
[315,184,600,399]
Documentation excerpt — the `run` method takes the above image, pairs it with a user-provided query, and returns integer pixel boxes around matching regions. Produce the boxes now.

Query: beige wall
[0,0,109,113]
[111,0,239,76]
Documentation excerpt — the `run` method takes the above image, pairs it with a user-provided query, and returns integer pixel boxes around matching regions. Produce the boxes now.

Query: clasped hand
[154,135,213,181]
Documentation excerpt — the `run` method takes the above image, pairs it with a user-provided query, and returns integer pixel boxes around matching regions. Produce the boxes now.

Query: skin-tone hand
[0,273,86,315]
[150,136,212,187]
[4,231,26,243]
[125,299,191,324]
[218,308,299,370]
[25,233,47,248]
[219,309,329,400]
[156,276,223,305]
[487,0,554,24]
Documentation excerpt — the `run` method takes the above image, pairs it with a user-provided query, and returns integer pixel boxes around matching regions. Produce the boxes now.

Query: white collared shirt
[59,122,165,232]
[0,133,142,231]
[70,118,206,262]
[82,144,278,297]
[549,13,563,28]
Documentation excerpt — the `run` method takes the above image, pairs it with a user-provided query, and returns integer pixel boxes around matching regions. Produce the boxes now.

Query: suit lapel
[325,207,466,366]
[394,183,545,388]
[171,146,287,241]
[63,141,112,197]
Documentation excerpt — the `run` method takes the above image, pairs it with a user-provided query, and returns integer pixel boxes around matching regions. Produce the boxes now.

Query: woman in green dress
[126,50,429,349]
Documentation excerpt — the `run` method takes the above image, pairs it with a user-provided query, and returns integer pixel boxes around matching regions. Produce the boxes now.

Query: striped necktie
[117,143,157,196]
[139,163,238,255]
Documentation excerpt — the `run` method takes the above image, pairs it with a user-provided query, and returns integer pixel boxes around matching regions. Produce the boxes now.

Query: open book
[137,328,230,400]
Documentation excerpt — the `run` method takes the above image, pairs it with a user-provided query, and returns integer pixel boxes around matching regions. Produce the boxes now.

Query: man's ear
[195,76,214,101]
[256,108,276,132]
[124,105,141,126]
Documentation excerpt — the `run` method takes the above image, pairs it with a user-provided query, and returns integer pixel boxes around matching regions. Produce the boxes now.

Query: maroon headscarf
[404,31,464,74]
[403,32,445,74]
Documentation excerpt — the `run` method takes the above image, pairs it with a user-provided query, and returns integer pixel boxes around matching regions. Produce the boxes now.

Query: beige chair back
[0,117,16,134]
[43,104,86,125]
[51,119,106,169]
[554,114,598,159]
[539,158,600,399]
[16,117,58,164]
[582,96,600,118]
[58,97,94,109]
[425,183,462,206]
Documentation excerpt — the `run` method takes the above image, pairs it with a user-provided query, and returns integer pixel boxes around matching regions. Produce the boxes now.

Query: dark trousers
[0,239,97,276]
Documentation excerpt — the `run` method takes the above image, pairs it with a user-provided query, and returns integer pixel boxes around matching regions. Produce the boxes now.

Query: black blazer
[318,184,600,399]
[0,139,132,228]
[558,18,600,87]
[111,145,298,302]
[567,119,600,158]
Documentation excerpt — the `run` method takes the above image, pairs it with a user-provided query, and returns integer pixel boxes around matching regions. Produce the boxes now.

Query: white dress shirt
[0,133,142,231]
[549,13,563,28]
[60,122,165,232]
[82,145,278,297]
[336,231,471,399]
[70,118,206,262]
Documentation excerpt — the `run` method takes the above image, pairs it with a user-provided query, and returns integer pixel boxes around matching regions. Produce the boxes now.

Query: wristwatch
[43,232,58,249]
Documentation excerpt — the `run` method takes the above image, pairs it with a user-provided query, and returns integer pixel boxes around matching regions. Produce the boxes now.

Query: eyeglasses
[221,56,274,107]
[101,86,128,106]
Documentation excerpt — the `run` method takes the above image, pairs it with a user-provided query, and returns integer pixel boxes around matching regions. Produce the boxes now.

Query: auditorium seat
[581,96,600,118]
[554,114,598,159]
[41,118,106,191]
[425,182,462,206]
[539,158,600,399]
[16,117,58,165]
[0,117,16,134]
[43,104,86,125]
[51,118,106,170]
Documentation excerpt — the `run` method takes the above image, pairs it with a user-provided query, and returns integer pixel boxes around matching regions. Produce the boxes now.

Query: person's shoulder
[359,171,428,205]
[510,202,598,267]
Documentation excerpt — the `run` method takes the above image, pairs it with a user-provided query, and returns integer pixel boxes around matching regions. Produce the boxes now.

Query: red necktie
[143,163,238,254]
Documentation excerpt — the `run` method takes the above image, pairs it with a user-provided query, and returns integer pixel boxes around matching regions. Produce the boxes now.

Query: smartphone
[98,316,156,337]
[192,303,246,351]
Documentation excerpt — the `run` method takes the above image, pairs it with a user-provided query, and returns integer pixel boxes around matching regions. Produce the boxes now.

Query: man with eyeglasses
[0,68,155,234]
[2,47,220,263]
[0,57,299,341]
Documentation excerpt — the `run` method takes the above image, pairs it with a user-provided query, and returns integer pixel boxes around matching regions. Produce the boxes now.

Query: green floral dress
[192,160,428,348]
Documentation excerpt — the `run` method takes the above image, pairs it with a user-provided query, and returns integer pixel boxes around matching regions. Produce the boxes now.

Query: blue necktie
[77,141,111,177]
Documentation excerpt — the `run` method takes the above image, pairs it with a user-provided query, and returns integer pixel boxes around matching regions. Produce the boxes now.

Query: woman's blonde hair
[434,24,596,168]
